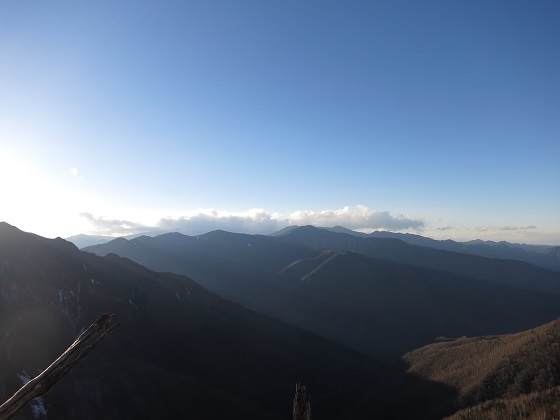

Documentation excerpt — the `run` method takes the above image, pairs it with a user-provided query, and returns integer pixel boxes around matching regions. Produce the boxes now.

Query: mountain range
[84,225,560,360]
[70,226,560,272]
[0,222,382,419]
[3,221,560,418]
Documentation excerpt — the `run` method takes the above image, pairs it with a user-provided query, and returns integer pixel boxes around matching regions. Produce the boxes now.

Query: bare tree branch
[0,313,121,420]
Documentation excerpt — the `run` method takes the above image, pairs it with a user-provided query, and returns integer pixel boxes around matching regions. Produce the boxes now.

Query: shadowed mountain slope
[85,228,560,360]
[0,222,383,419]
[270,225,560,271]
[368,231,560,272]
[271,250,560,358]
[276,226,560,294]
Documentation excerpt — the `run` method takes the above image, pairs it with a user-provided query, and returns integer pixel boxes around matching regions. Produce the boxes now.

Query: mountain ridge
[5,221,560,418]
[84,225,560,360]
[0,222,383,419]
[69,224,560,273]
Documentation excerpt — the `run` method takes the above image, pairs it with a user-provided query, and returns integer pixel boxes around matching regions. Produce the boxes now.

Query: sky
[0,0,559,244]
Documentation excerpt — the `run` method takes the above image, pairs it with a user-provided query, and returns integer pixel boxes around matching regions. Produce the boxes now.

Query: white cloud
[79,212,150,236]
[475,225,538,232]
[68,168,79,178]
[287,205,424,231]
[421,224,552,245]
[77,208,560,245]
[158,208,286,235]
[80,205,425,237]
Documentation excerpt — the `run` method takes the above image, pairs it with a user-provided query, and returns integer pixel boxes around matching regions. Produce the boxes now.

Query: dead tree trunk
[0,313,120,420]
[293,383,311,420]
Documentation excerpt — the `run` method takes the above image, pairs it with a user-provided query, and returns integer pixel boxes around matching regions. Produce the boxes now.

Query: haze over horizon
[1,1,559,245]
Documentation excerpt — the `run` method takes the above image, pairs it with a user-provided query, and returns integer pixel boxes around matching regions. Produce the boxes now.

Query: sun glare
[0,149,89,238]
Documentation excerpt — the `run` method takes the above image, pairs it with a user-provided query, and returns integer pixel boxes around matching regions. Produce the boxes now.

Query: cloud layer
[288,206,424,231]
[476,225,538,232]
[81,205,425,237]
[79,212,149,236]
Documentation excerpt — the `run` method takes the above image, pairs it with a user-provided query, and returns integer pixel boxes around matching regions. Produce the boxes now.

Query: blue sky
[1,1,559,244]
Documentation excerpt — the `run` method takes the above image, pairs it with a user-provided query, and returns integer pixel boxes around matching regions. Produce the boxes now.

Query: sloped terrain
[276,226,560,295]
[396,319,560,418]
[0,223,383,419]
[5,222,560,418]
[446,386,560,419]
[85,227,560,360]
[404,319,560,403]
[367,230,560,272]
[270,226,560,271]
[271,250,560,359]
[342,319,560,419]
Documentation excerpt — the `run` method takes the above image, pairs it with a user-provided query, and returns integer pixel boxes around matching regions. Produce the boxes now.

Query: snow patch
[17,370,31,385]
[18,371,47,418]
[30,398,47,418]
[128,290,139,309]
[31,397,47,419]
[183,286,192,302]
[57,282,83,332]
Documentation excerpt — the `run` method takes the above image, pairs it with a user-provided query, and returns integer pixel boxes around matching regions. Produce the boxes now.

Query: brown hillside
[403,319,560,412]
[446,386,560,420]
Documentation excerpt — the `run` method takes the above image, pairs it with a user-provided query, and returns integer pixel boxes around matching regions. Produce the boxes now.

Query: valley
[1,222,560,418]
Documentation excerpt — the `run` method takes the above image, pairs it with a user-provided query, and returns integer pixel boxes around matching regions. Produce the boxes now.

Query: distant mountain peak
[269,225,300,236]
[0,221,24,234]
